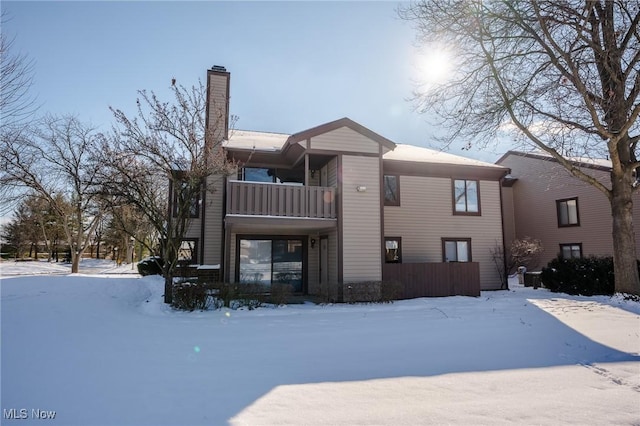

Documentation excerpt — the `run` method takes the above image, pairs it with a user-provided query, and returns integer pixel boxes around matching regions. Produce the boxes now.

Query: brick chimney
[206,65,230,143]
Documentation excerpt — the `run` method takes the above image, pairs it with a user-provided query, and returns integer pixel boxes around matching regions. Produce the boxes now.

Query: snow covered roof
[225,130,290,151]
[224,128,505,171]
[498,150,613,170]
[384,144,505,168]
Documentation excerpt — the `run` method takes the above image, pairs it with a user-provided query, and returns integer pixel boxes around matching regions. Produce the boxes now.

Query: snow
[2,262,639,425]
[197,264,220,270]
[502,150,613,170]
[384,144,507,168]
[225,129,290,151]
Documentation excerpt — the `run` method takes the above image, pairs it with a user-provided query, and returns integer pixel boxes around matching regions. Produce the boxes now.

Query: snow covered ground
[1,260,639,425]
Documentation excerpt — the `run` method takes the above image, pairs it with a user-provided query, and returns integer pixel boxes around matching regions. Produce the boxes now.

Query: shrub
[270,283,294,306]
[172,281,212,311]
[137,257,164,276]
[541,256,617,296]
[343,281,402,303]
[233,283,268,310]
[343,281,381,303]
[208,282,268,310]
[381,280,403,302]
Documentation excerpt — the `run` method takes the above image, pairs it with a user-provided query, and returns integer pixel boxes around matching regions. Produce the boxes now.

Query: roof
[224,123,507,174]
[384,144,506,169]
[497,150,612,171]
[225,130,290,151]
[225,118,397,153]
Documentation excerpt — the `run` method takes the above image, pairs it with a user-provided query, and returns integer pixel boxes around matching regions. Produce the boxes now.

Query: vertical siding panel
[307,238,319,295]
[328,230,338,285]
[229,233,237,283]
[342,155,382,282]
[328,158,338,187]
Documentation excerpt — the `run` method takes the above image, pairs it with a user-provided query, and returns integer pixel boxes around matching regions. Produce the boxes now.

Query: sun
[414,45,454,86]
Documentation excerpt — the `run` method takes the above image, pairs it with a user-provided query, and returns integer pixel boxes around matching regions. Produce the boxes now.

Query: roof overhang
[225,215,337,233]
[496,150,612,172]
[384,159,509,181]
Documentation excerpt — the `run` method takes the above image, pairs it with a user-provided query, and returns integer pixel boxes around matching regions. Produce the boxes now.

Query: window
[172,177,200,218]
[557,197,580,227]
[240,167,281,183]
[238,237,303,292]
[560,243,582,259]
[453,179,480,215]
[385,237,402,263]
[442,238,472,262]
[177,239,197,264]
[384,175,400,206]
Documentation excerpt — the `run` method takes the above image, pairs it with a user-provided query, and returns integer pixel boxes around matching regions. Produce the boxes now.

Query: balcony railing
[226,181,336,219]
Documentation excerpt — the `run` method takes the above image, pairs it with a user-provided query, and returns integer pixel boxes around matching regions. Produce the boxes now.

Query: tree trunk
[71,251,80,273]
[164,272,173,304]
[610,175,640,295]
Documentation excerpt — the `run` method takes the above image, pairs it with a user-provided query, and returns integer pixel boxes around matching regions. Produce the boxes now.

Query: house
[178,66,510,300]
[497,150,640,268]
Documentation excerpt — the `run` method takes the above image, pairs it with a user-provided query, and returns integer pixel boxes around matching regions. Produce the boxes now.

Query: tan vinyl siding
[384,176,504,290]
[327,157,338,187]
[207,73,229,141]
[202,175,224,265]
[328,230,338,285]
[229,233,237,283]
[499,154,640,266]
[310,127,379,154]
[184,219,201,241]
[501,186,516,253]
[308,172,320,187]
[307,239,319,295]
[342,155,382,282]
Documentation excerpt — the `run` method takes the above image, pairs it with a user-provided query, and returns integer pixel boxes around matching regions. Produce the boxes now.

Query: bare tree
[104,203,155,264]
[400,0,639,295]
[100,80,234,303]
[508,236,544,273]
[0,116,103,272]
[0,12,37,129]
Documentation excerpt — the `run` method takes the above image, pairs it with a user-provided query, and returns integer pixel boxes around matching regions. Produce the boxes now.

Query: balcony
[226,181,337,219]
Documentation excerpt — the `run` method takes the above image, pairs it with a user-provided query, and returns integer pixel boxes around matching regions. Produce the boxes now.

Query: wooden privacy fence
[383,262,481,298]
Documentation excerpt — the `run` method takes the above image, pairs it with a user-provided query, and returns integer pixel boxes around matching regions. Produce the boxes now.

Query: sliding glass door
[238,238,304,292]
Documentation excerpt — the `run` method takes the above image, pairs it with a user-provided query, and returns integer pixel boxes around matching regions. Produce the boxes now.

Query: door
[238,238,304,292]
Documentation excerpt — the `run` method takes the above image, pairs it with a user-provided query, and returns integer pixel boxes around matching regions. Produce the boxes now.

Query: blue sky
[3,1,509,163]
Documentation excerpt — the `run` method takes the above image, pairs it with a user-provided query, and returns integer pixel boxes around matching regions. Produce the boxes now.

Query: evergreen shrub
[540,256,619,296]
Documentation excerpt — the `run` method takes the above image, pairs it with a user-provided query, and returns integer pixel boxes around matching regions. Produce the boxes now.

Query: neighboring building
[178,66,509,299]
[497,151,640,268]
